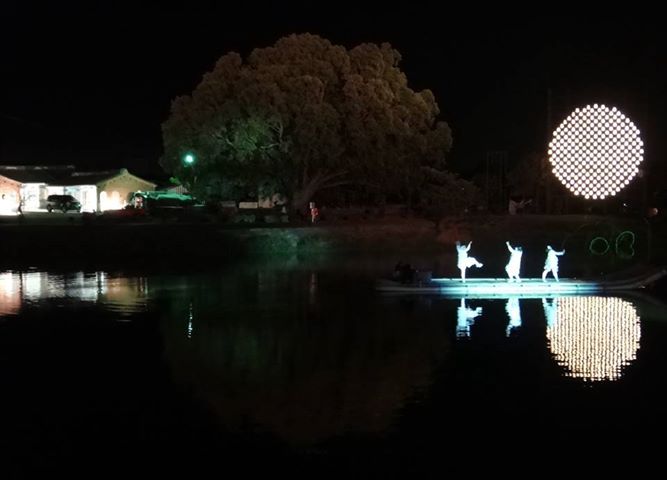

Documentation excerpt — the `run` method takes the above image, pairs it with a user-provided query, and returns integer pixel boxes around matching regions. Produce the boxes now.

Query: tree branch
[319,179,354,190]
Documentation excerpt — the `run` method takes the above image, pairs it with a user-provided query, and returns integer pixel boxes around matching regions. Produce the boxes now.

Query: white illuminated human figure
[455,241,483,282]
[542,297,558,328]
[508,197,531,215]
[542,245,565,282]
[457,298,482,338]
[505,241,523,282]
[505,297,522,336]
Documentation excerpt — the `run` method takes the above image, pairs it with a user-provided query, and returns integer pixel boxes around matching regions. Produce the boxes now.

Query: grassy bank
[0,214,662,273]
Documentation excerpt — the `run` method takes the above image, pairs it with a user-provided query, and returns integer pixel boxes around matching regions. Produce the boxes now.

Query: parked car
[46,194,81,213]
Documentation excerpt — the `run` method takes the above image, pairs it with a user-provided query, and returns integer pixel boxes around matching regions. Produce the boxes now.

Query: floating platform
[376,267,667,297]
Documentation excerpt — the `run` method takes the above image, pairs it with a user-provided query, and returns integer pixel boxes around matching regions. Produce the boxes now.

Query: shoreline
[0,214,662,274]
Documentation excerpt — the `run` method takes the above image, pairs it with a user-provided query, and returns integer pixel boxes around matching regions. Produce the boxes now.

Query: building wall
[0,176,22,213]
[0,176,21,199]
[258,193,286,209]
[19,184,44,211]
[97,171,156,211]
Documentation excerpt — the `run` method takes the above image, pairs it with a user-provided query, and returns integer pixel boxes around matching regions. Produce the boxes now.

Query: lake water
[2,261,667,475]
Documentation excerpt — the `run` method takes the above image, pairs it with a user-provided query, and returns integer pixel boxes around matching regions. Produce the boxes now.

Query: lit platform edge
[376,268,667,297]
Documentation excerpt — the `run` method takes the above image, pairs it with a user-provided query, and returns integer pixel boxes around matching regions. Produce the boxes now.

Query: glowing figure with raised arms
[542,245,565,282]
[455,241,483,283]
[505,241,523,282]
[457,298,482,338]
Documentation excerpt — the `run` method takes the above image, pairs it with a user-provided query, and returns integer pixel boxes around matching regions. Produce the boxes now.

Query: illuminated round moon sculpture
[548,104,644,200]
[545,297,641,382]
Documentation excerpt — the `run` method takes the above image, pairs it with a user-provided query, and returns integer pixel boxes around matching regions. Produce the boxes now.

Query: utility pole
[545,87,553,214]
[486,150,508,213]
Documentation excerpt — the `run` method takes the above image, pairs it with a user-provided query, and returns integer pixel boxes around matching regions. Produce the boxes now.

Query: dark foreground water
[2,259,667,476]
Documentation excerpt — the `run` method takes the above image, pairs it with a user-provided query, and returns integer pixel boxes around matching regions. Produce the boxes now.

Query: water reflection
[1,264,657,451]
[186,302,193,339]
[0,270,148,316]
[456,298,482,338]
[544,296,641,381]
[156,269,452,444]
[0,272,21,316]
[505,297,522,337]
[542,298,557,328]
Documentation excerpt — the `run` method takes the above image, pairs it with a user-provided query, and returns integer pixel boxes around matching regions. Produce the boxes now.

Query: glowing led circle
[548,104,644,199]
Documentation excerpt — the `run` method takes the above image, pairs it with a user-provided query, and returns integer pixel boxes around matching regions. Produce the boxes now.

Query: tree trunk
[291,184,319,217]
[290,169,349,217]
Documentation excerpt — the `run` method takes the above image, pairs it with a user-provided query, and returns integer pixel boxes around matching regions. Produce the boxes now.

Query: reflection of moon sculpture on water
[545,297,641,381]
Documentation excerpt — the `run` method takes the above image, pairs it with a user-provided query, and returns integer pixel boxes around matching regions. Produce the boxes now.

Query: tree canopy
[161,33,454,211]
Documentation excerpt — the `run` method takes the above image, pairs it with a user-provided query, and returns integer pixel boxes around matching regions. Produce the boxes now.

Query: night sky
[1,4,664,182]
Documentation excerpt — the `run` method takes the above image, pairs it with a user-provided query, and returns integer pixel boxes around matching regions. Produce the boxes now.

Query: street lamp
[183,153,195,165]
[182,153,197,195]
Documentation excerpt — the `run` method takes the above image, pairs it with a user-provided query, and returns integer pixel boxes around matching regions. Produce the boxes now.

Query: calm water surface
[2,260,667,474]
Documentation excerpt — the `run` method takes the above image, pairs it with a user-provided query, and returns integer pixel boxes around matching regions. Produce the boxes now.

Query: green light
[589,237,610,256]
[184,153,195,165]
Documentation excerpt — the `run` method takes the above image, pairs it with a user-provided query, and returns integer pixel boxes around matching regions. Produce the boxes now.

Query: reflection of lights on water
[545,297,641,381]
[0,271,22,316]
[99,275,148,314]
[456,298,482,338]
[0,272,18,295]
[187,302,193,339]
[0,270,148,315]
[24,272,48,298]
[505,297,522,337]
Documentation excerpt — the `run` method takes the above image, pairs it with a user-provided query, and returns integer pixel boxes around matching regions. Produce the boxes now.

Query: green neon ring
[589,236,610,255]
[615,230,636,259]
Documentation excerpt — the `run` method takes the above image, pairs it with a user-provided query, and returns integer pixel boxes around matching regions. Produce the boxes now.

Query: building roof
[0,165,157,188]
[0,174,22,185]
[65,168,157,188]
[0,165,76,184]
[61,170,121,186]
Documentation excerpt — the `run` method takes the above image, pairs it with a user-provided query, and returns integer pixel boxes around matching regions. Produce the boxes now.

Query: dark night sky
[1,3,665,182]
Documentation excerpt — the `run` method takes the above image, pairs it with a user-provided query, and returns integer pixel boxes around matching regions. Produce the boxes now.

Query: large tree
[161,33,453,211]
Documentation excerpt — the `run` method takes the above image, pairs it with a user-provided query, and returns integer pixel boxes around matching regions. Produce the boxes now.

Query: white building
[0,165,156,213]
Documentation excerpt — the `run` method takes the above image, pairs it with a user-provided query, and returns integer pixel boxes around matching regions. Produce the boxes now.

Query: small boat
[376,266,667,297]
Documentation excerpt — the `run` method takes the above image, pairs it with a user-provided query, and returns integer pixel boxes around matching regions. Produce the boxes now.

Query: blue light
[377,267,666,298]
